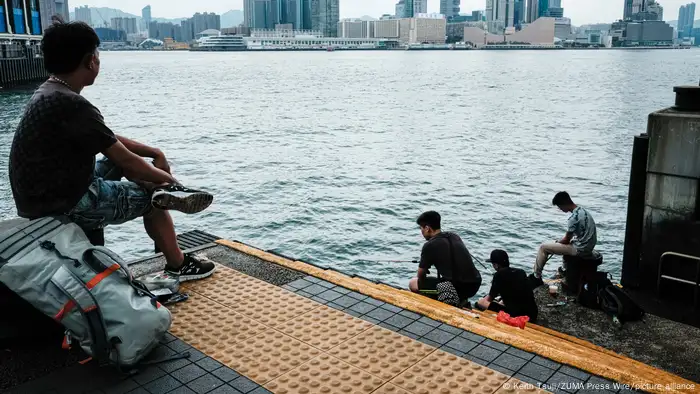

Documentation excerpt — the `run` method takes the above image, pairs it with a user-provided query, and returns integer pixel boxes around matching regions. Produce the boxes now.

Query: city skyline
[70,0,695,25]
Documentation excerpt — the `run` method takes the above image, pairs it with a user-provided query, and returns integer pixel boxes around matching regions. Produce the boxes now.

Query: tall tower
[311,0,339,37]
[413,0,427,14]
[440,0,460,18]
[527,0,538,22]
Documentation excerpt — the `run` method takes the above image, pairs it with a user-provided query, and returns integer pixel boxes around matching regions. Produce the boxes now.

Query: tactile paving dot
[264,354,385,394]
[167,293,267,352]
[211,328,323,384]
[328,326,436,380]
[372,384,413,394]
[184,264,320,326]
[279,306,373,350]
[494,378,551,394]
[391,350,509,394]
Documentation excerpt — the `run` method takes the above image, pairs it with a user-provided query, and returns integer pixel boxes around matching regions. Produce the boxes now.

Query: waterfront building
[74,5,91,26]
[372,19,400,38]
[0,0,42,35]
[624,0,644,20]
[111,17,137,35]
[398,13,446,44]
[180,12,221,42]
[678,3,696,38]
[544,0,563,18]
[447,20,487,41]
[338,19,364,38]
[463,16,555,46]
[149,21,184,42]
[554,17,571,39]
[221,26,251,36]
[440,0,460,20]
[513,0,525,28]
[311,0,339,37]
[624,19,673,45]
[245,0,278,29]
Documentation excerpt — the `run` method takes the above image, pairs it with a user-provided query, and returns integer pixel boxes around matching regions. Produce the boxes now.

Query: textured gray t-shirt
[567,206,597,254]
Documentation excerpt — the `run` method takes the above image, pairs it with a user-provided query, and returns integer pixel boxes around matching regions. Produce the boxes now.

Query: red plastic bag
[496,311,530,329]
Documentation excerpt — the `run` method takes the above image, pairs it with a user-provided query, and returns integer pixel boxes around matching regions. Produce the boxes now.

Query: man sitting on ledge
[530,191,597,287]
[8,21,215,288]
[409,211,482,308]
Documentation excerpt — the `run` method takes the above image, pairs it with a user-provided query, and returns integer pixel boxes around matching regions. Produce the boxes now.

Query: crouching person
[477,250,538,322]
[409,211,482,308]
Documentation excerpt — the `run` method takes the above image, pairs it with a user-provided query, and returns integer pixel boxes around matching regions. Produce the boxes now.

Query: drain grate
[177,230,221,251]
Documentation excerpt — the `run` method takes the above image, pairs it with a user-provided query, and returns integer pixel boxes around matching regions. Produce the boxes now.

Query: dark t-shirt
[419,232,481,285]
[9,81,118,218]
[488,267,538,319]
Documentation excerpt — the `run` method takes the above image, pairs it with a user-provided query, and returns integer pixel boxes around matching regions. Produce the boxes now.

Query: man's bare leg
[143,209,185,270]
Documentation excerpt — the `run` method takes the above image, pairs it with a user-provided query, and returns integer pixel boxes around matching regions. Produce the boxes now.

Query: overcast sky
[76,0,692,25]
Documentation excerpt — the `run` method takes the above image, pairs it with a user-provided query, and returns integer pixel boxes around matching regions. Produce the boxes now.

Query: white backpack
[0,216,173,368]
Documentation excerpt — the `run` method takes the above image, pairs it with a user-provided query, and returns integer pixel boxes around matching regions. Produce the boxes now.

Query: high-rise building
[398,13,446,44]
[142,5,151,33]
[440,0,460,19]
[396,0,405,18]
[623,0,645,20]
[513,0,525,26]
[74,5,91,26]
[488,0,515,32]
[39,0,57,31]
[678,3,696,37]
[311,0,339,37]
[413,0,428,14]
[55,0,70,22]
[111,17,137,34]
[338,19,364,37]
[245,0,278,29]
[526,0,539,22]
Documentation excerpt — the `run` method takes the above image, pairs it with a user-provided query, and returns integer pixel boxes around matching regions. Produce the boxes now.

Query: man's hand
[477,298,490,310]
[152,150,171,174]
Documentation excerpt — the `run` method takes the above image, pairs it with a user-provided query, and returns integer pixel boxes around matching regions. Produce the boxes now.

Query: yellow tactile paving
[213,328,323,385]
[169,261,549,394]
[167,293,266,351]
[495,378,550,394]
[328,326,436,380]
[183,264,320,327]
[279,305,374,350]
[372,384,413,394]
[264,354,386,394]
[391,350,510,394]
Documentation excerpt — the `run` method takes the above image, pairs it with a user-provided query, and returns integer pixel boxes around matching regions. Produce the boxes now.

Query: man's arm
[559,232,573,244]
[102,141,175,185]
[117,135,161,158]
[117,135,171,174]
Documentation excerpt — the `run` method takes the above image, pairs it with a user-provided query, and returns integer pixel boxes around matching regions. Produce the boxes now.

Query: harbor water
[1,49,699,295]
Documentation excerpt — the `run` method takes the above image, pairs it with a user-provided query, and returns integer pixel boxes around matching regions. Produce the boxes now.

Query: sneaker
[177,254,216,282]
[152,185,213,214]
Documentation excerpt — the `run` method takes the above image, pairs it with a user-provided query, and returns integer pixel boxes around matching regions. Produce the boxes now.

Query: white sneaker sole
[152,190,213,214]
[179,266,216,282]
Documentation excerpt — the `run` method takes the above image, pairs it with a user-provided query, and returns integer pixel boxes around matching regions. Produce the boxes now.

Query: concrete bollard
[639,85,700,301]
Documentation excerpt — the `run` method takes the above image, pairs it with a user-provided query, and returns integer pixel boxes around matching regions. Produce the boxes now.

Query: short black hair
[417,211,441,230]
[42,21,100,74]
[552,191,574,206]
[487,249,510,267]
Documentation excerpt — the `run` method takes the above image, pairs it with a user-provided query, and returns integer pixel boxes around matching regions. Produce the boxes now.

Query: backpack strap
[51,265,112,365]
[0,218,64,268]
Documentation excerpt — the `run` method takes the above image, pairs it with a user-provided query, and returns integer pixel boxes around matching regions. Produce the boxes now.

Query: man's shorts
[66,158,153,231]
[419,277,480,307]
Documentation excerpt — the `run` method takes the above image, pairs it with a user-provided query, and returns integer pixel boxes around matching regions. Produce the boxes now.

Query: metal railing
[657,251,700,308]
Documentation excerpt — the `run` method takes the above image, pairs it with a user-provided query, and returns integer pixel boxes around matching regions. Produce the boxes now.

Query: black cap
[486,249,509,266]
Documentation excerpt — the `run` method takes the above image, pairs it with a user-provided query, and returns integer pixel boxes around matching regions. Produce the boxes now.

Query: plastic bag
[496,311,530,329]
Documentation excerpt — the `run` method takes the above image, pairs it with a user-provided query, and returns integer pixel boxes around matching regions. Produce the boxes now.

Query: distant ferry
[190,35,247,52]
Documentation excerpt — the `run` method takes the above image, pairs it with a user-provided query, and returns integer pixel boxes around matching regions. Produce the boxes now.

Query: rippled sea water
[1,49,699,296]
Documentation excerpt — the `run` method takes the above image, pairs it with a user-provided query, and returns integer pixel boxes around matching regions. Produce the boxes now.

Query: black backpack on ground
[598,285,645,324]
[576,271,613,309]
